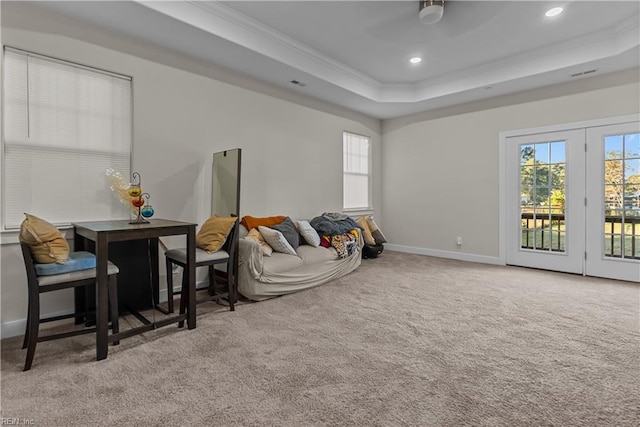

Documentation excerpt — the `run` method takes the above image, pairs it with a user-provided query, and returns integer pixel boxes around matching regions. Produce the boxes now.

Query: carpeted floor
[1,251,639,426]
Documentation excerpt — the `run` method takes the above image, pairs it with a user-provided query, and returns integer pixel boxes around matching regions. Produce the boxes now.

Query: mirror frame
[211,148,242,218]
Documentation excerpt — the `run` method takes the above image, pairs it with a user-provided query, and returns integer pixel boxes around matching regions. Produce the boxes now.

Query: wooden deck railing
[520,213,639,259]
[520,213,565,252]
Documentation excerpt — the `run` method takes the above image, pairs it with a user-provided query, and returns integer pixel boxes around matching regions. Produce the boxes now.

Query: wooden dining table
[72,219,197,360]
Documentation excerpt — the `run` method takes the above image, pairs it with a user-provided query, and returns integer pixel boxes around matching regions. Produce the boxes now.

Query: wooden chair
[20,243,120,371]
[164,219,239,314]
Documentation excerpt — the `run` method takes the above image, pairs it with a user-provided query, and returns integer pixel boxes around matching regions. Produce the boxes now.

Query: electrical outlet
[456,237,463,246]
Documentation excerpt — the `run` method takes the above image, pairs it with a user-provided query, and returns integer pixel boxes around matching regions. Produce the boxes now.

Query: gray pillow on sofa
[296,220,321,247]
[270,217,299,249]
[258,226,296,255]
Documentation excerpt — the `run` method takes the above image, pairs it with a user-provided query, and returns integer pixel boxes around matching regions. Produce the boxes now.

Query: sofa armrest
[357,228,365,249]
[239,237,264,279]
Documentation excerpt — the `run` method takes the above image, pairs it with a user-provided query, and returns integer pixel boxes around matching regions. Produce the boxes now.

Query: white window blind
[343,132,371,210]
[2,48,132,229]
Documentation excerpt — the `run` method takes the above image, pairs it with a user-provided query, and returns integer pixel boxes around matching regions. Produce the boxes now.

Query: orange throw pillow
[240,215,286,231]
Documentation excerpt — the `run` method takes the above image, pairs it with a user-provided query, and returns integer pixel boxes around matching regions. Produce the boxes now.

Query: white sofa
[237,225,363,301]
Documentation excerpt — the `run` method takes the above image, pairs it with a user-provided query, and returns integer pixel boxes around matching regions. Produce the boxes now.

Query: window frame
[342,131,372,212]
[1,46,133,231]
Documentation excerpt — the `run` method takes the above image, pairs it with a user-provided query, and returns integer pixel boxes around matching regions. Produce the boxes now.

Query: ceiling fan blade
[424,1,510,39]
[357,1,512,44]
[357,1,417,42]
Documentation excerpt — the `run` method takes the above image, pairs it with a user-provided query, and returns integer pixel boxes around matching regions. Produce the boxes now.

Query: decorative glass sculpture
[127,185,142,197]
[132,198,145,208]
[141,204,155,218]
[128,172,153,224]
[128,172,142,197]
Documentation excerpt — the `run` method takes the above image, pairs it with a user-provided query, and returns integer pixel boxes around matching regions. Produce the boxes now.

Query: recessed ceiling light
[409,57,422,64]
[545,7,563,17]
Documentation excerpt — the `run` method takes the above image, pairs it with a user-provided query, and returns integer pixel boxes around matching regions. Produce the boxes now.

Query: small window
[2,47,132,229]
[343,132,371,210]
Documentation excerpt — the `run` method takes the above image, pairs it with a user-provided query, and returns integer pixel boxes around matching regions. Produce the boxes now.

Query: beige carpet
[1,251,639,426]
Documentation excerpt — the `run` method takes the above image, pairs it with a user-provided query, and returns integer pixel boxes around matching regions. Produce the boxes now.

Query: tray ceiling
[33,1,640,119]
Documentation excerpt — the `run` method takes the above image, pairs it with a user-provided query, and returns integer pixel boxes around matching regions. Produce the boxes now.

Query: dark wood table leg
[73,231,86,325]
[187,226,196,329]
[95,234,109,360]
[150,238,160,307]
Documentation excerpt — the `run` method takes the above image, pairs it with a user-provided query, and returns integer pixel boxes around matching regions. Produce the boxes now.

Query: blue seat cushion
[35,251,97,276]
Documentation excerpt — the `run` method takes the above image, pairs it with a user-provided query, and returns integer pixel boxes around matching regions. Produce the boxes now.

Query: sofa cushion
[296,220,321,247]
[270,217,299,249]
[262,252,303,274]
[296,245,338,264]
[258,226,296,255]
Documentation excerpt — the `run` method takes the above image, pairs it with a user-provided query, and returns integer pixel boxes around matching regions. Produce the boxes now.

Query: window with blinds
[2,48,132,229]
[343,132,371,210]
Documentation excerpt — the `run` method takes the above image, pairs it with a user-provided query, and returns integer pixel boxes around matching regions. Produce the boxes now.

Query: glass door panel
[519,141,566,252]
[586,123,640,282]
[507,130,584,274]
[603,134,639,259]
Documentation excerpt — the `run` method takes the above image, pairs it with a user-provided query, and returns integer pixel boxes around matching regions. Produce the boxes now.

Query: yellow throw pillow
[196,215,237,253]
[355,216,376,246]
[246,228,274,256]
[19,213,70,264]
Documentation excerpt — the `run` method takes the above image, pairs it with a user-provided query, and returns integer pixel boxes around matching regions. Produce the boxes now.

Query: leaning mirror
[211,148,241,217]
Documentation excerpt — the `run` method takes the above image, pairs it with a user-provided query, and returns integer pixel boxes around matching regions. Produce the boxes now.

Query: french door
[506,130,585,274]
[506,120,640,282]
[585,122,640,282]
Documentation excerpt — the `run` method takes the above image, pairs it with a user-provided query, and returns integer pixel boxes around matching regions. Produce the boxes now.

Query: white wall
[2,2,638,338]
[381,71,640,262]
[0,3,381,337]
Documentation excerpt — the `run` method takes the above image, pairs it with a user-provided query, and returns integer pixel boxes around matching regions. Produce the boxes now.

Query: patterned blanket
[320,229,359,258]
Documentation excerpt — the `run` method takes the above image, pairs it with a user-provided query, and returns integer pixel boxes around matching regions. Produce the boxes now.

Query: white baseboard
[384,244,504,266]
[2,317,32,340]
[1,279,210,340]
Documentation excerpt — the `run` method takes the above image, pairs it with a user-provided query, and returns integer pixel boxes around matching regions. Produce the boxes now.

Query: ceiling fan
[359,1,506,43]
[419,0,445,25]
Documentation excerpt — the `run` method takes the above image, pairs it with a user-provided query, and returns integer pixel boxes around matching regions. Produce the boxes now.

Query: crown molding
[405,14,640,103]
[137,0,382,99]
[613,13,640,35]
[192,1,381,88]
[136,1,640,105]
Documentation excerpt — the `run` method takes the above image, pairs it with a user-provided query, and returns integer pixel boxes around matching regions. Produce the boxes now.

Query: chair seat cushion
[166,247,229,264]
[35,251,97,276]
[38,261,119,286]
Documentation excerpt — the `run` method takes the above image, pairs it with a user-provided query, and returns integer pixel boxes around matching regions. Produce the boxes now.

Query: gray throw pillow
[270,217,299,249]
[296,220,321,247]
[258,226,296,255]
